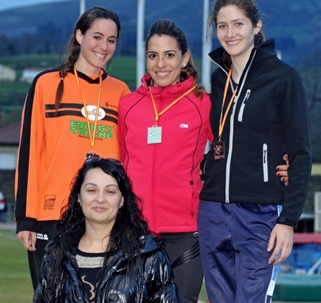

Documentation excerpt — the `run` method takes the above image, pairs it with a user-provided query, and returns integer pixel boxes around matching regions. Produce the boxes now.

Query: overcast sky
[0,0,65,12]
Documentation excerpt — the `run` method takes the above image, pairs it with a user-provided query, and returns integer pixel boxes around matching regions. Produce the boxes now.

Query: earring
[182,63,186,68]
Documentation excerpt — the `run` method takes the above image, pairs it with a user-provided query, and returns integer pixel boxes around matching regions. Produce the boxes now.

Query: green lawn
[0,228,33,303]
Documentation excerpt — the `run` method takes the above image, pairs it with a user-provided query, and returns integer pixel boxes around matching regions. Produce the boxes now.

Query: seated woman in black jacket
[33,155,182,303]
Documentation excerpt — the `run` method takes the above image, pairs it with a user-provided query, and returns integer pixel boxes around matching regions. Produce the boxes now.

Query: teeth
[95,53,106,59]
[157,72,169,77]
[227,41,239,45]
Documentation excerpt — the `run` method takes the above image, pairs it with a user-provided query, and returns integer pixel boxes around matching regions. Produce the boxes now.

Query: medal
[215,68,238,160]
[74,64,102,156]
[214,140,225,160]
[147,126,162,144]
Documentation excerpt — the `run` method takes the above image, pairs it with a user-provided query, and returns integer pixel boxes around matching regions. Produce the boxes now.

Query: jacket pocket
[262,143,268,182]
[237,89,251,122]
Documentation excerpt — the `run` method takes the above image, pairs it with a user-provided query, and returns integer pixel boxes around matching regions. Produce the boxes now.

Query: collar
[208,38,277,72]
[137,73,196,101]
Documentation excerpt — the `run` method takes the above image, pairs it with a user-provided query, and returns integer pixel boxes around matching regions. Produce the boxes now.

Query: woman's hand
[17,230,37,251]
[276,154,289,186]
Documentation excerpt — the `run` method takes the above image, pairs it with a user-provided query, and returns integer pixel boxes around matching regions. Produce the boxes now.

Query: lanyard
[149,85,196,125]
[218,68,238,141]
[74,65,102,150]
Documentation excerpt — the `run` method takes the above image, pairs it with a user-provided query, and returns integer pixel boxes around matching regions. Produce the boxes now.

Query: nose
[96,191,105,203]
[226,26,235,38]
[156,55,166,68]
[100,40,108,51]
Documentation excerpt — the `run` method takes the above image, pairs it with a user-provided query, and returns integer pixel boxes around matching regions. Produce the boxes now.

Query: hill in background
[0,0,320,67]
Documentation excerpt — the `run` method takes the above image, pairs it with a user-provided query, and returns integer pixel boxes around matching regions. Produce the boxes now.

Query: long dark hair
[145,19,206,97]
[44,158,149,297]
[209,0,265,68]
[54,7,121,110]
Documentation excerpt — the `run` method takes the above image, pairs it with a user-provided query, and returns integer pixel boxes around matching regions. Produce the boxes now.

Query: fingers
[276,154,289,174]
[276,170,289,185]
[267,224,293,265]
[17,231,37,251]
[269,243,292,265]
[283,154,289,165]
[276,164,289,185]
[276,165,287,174]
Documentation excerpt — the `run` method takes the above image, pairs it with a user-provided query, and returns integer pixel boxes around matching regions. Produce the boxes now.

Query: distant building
[0,122,20,206]
[0,64,16,82]
[0,122,20,170]
[20,68,45,83]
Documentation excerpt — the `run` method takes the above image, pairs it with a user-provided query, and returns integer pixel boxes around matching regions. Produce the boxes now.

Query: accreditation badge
[147,126,162,144]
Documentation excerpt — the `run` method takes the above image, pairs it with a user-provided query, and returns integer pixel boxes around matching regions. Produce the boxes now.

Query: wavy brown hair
[208,0,265,69]
[54,7,121,110]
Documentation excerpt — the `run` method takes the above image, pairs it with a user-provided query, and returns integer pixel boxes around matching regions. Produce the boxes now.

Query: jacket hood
[208,38,277,70]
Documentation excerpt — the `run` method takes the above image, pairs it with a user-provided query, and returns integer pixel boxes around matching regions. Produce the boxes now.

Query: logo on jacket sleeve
[180,123,189,128]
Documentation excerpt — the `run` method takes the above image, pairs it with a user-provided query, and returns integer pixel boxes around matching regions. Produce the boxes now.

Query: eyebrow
[93,31,117,39]
[147,50,177,54]
[217,18,246,24]
[84,183,119,188]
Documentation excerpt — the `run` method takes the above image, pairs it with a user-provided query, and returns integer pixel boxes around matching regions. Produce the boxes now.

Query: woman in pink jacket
[119,20,212,303]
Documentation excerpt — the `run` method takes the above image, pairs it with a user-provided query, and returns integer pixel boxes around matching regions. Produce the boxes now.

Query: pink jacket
[119,74,213,233]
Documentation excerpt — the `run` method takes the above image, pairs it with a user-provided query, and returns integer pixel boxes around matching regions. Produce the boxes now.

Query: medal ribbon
[150,85,196,124]
[218,68,238,141]
[74,65,102,150]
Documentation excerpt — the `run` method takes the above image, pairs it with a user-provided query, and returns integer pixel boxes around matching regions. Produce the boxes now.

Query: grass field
[0,228,33,303]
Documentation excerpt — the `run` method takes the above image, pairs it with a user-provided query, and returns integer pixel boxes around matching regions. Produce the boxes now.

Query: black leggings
[160,232,203,303]
[27,220,58,290]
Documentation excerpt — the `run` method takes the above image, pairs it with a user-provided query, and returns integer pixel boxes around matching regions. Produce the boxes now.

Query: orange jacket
[15,68,130,232]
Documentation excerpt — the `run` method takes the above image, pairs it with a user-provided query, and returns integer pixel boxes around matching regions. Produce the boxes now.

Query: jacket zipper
[263,143,268,182]
[224,50,257,203]
[225,96,237,203]
[237,89,251,122]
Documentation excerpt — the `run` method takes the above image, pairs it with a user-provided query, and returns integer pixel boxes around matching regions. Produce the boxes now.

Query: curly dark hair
[44,158,149,296]
[145,19,206,97]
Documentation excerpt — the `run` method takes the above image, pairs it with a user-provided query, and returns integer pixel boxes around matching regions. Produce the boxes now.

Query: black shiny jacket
[33,231,182,303]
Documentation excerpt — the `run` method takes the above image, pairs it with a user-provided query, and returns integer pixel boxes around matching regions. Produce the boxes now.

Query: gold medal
[74,64,102,155]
